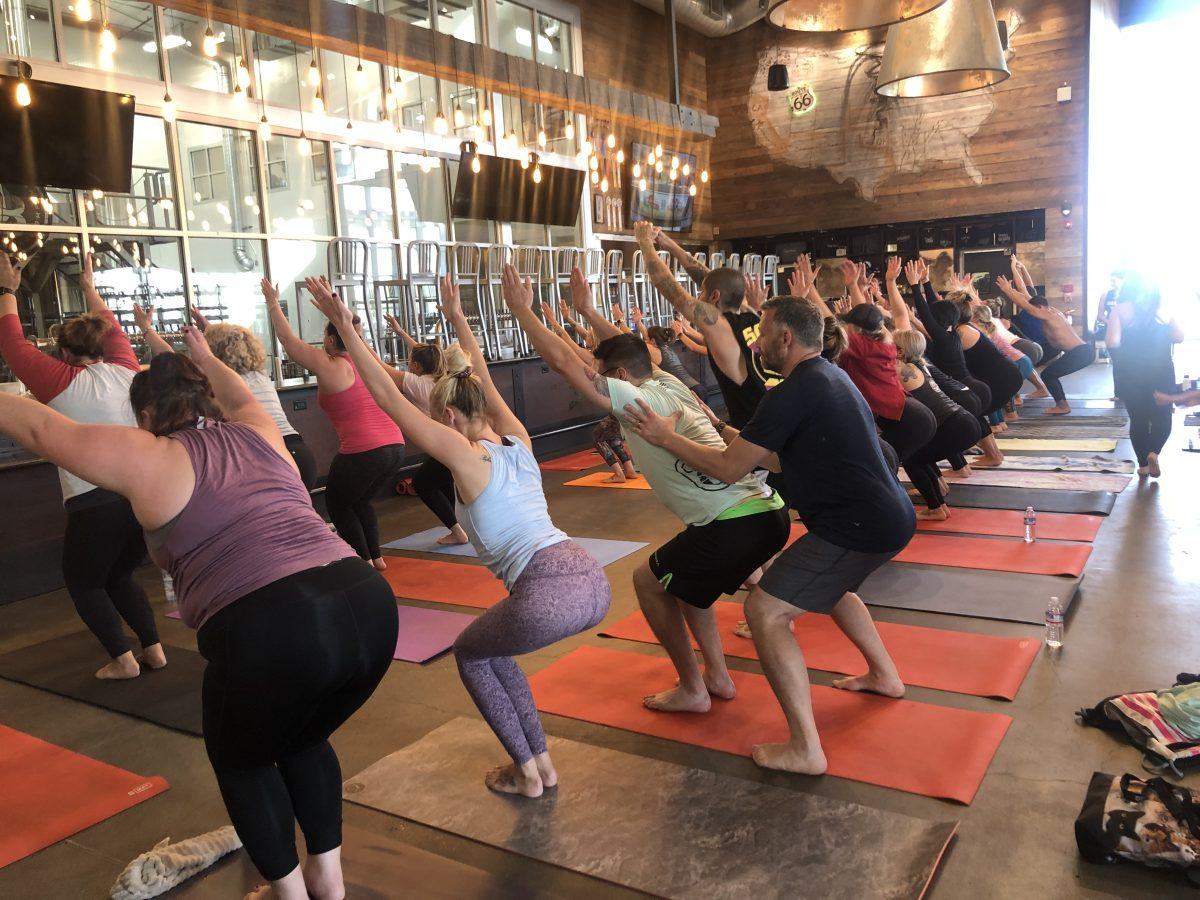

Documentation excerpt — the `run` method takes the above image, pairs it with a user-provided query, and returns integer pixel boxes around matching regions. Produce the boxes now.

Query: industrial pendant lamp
[875,0,1009,98]
[767,63,790,92]
[767,0,948,32]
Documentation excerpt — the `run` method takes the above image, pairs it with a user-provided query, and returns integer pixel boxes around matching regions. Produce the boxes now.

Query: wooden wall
[701,0,1090,304]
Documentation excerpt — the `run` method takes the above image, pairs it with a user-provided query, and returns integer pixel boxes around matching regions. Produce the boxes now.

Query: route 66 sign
[789,84,816,117]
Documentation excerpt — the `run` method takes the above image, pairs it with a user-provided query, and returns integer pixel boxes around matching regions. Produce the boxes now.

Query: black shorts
[649,505,791,609]
[759,532,898,614]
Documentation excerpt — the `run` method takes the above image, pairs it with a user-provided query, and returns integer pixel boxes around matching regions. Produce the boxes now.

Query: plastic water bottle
[1024,506,1037,544]
[161,571,175,605]
[1045,596,1064,648]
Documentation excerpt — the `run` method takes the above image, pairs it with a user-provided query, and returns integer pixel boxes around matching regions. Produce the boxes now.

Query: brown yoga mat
[530,646,1011,804]
[964,455,1134,474]
[915,507,1103,542]
[929,469,1130,493]
[787,525,1092,577]
[601,601,1039,700]
[563,471,652,489]
[0,724,169,869]
[539,449,605,471]
[379,559,507,609]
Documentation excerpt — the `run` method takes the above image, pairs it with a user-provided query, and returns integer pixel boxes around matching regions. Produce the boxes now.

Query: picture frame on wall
[593,193,605,227]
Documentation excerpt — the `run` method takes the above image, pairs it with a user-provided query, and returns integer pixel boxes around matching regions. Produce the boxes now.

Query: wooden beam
[149,0,719,138]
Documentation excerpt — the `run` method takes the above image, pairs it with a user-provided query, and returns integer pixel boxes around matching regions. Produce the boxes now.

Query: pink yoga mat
[393,605,476,663]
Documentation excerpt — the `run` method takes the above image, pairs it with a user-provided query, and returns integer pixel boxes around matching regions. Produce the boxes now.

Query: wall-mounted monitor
[628,142,695,232]
[451,152,583,227]
[0,77,135,193]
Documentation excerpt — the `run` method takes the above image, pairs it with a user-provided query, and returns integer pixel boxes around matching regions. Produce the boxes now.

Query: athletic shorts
[649,505,791,609]
[759,531,899,614]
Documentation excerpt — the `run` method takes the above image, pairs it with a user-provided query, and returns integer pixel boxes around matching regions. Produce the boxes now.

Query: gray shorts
[759,532,898,613]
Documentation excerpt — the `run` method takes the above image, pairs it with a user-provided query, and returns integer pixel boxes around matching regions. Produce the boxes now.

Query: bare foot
[603,471,628,484]
[244,887,271,900]
[1147,453,1162,478]
[533,751,558,788]
[944,466,972,479]
[1025,389,1051,400]
[974,453,1004,468]
[371,557,388,571]
[938,477,950,495]
[96,652,140,680]
[916,506,950,521]
[644,684,712,713]
[1042,405,1071,416]
[833,671,906,698]
[1137,466,1149,477]
[436,530,470,546]
[139,643,167,671]
[734,619,753,639]
[1004,410,1019,422]
[484,763,544,798]
[752,741,828,775]
[702,668,736,700]
[1014,395,1023,407]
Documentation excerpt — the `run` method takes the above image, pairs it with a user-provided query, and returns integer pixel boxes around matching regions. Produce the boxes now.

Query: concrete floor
[2,361,1199,898]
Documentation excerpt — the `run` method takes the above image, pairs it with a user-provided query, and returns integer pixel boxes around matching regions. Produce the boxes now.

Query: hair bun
[453,366,473,380]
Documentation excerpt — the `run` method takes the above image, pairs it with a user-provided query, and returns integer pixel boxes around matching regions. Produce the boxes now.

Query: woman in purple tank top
[0,328,398,900]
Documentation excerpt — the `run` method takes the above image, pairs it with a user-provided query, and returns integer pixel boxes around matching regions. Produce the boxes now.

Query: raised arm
[179,327,280,447]
[189,304,210,332]
[789,254,832,319]
[841,259,868,307]
[504,264,612,414]
[997,274,1047,319]
[568,267,622,342]
[655,228,709,284]
[541,299,596,367]
[906,259,938,329]
[0,255,76,402]
[132,304,176,357]
[622,397,776,481]
[884,257,912,332]
[262,278,335,373]
[744,274,767,313]
[384,314,419,350]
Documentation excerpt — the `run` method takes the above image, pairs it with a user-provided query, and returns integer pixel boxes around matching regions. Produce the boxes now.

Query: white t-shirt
[401,372,436,416]
[243,370,298,438]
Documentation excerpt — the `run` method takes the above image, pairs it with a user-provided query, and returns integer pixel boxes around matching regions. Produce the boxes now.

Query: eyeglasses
[600,366,623,378]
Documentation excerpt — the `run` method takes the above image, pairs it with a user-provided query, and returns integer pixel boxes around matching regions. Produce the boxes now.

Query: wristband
[715,420,727,436]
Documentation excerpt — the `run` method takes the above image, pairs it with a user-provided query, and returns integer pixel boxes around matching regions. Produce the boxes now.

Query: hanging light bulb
[638,177,647,191]
[453,104,465,129]
[354,61,366,89]
[600,176,609,193]
[384,87,396,110]
[682,162,691,177]
[232,83,245,106]
[581,138,593,156]
[75,0,93,22]
[564,121,574,140]
[202,26,218,57]
[433,111,449,135]
[616,148,625,164]
[480,106,492,128]
[654,142,664,158]
[297,134,311,157]
[471,154,481,174]
[258,115,272,141]
[520,153,530,170]
[654,159,663,174]
[532,165,543,184]
[689,183,697,197]
[236,58,251,89]
[590,170,599,185]
[311,89,325,114]
[100,21,116,55]
[14,78,31,108]
[700,169,710,183]
[536,129,547,148]
[419,153,432,174]
[589,154,599,171]
[671,156,680,169]
[668,168,677,182]
[161,91,175,122]
[606,132,617,149]
[307,58,321,86]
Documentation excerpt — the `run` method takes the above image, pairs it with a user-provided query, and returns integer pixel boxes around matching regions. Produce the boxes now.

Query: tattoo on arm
[684,263,708,285]
[589,373,611,399]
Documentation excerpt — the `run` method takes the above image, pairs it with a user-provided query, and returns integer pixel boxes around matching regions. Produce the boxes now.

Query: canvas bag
[1078,674,1200,776]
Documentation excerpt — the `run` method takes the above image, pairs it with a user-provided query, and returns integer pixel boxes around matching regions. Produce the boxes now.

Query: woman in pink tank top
[0,326,397,900]
[263,279,404,570]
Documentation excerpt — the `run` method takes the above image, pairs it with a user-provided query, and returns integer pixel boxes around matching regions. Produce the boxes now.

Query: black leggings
[904,411,982,509]
[325,444,405,560]
[1042,344,1097,404]
[62,489,157,659]
[197,558,398,883]
[877,396,937,463]
[1124,391,1173,466]
[284,433,318,491]
[412,455,456,529]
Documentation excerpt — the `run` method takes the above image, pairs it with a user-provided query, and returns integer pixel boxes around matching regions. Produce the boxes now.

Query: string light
[700,169,710,183]
[161,91,175,122]
[433,111,449,135]
[606,132,616,149]
[202,26,218,57]
[307,58,321,86]
[258,115,272,141]
[600,176,609,193]
[311,89,325,114]
[453,104,465,129]
[76,0,93,22]
[632,161,641,178]
[638,177,647,191]
[564,121,574,141]
[15,77,31,108]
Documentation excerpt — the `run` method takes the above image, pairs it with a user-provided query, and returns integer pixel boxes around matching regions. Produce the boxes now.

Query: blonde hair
[972,305,997,335]
[429,368,488,422]
[893,329,927,363]
[203,323,267,374]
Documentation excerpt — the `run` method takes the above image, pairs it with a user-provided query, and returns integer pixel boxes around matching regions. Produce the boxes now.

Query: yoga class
[2,0,1200,897]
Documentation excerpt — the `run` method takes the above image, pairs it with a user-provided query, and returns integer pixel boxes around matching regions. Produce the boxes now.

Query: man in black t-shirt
[624,295,915,777]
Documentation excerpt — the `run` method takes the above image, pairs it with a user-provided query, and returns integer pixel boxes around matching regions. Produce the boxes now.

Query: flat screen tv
[451,153,584,227]
[0,77,135,193]
[628,142,696,232]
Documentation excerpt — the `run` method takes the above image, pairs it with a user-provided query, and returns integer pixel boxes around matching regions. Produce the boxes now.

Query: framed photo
[593,192,605,227]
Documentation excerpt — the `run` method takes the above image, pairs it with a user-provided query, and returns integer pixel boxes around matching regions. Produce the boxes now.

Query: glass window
[254,35,312,110]
[509,222,545,247]
[550,221,582,247]
[177,121,262,233]
[264,136,333,237]
[267,238,330,371]
[88,234,186,363]
[188,236,269,349]
[334,144,394,241]
[0,186,77,226]
[394,157,449,245]
[61,0,162,80]
[160,9,245,94]
[87,115,176,230]
[323,50,383,123]
[394,68,437,134]
[436,1,480,40]
[3,0,56,61]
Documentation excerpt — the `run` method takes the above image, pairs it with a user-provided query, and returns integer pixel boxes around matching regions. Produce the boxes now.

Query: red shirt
[840,330,906,421]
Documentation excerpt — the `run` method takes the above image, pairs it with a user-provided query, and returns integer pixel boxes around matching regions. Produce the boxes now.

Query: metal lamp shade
[766,0,949,32]
[876,0,1010,97]
[767,63,790,91]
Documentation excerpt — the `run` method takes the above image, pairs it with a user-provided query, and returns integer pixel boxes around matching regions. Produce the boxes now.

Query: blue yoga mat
[384,528,647,567]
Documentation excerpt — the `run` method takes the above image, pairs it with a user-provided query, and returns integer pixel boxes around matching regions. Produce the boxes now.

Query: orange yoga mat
[787,524,1092,578]
[601,601,1039,701]
[0,724,169,869]
[564,472,652,490]
[540,450,605,472]
[380,559,508,609]
[915,507,1103,542]
[530,646,1010,804]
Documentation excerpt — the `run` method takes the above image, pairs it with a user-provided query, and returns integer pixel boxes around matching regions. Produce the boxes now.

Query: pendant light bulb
[532,166,543,184]
[202,26,218,57]
[689,184,697,197]
[307,59,322,86]
[75,0,93,22]
[470,154,482,174]
[606,132,617,149]
[638,177,647,191]
[236,58,251,89]
[682,163,691,177]
[590,170,599,185]
[668,168,677,182]
[581,139,593,156]
[297,134,311,157]
[537,129,547,149]
[453,104,465,129]
[654,160,663,174]
[520,152,530,170]
[700,169,710,183]
[616,148,625,164]
[632,162,641,178]
[600,176,609,193]
[311,90,325,114]
[14,79,31,108]
[354,61,366,89]
[258,115,272,141]
[433,111,449,135]
[419,154,432,174]
[232,83,245,106]
[100,22,116,55]
[480,107,492,127]
[654,143,664,158]
[564,121,574,140]
[589,154,599,171]
[161,91,176,122]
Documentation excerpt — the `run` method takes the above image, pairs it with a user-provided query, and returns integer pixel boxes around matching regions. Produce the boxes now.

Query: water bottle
[1045,596,1064,648]
[1183,374,1194,392]
[1023,506,1036,544]
[161,571,175,605]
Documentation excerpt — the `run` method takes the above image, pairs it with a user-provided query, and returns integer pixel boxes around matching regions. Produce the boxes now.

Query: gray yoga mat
[344,718,958,900]
[1017,401,1121,412]
[943,485,1118,516]
[1004,424,1127,441]
[961,455,1134,474]
[863,563,1081,624]
[0,631,203,735]
[1008,415,1128,427]
[384,528,647,567]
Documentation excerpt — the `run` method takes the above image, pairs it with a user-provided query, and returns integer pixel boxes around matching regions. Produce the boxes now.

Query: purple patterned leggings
[453,540,611,764]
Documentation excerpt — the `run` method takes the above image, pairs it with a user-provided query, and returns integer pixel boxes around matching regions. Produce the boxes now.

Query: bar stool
[450,243,491,359]
[763,253,781,296]
[405,240,445,344]
[482,245,522,359]
[326,238,377,349]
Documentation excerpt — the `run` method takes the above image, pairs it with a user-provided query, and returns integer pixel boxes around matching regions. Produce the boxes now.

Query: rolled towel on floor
[110,826,242,899]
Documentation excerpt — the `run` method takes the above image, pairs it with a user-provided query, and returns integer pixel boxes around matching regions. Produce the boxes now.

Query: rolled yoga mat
[956,455,1134,474]
[915,507,1102,542]
[927,469,1130,493]
[993,438,1117,452]
[860,562,1081,624]
[393,605,476,663]
[529,646,1011,804]
[344,718,958,899]
[601,601,1039,701]
[943,484,1117,516]
[0,632,203,735]
[563,471,652,490]
[384,529,647,567]
[379,559,508,609]
[539,449,605,471]
[0,724,169,869]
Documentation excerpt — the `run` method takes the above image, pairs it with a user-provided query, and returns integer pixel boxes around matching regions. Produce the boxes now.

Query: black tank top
[709,310,783,428]
[909,363,961,426]
[962,327,1022,394]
